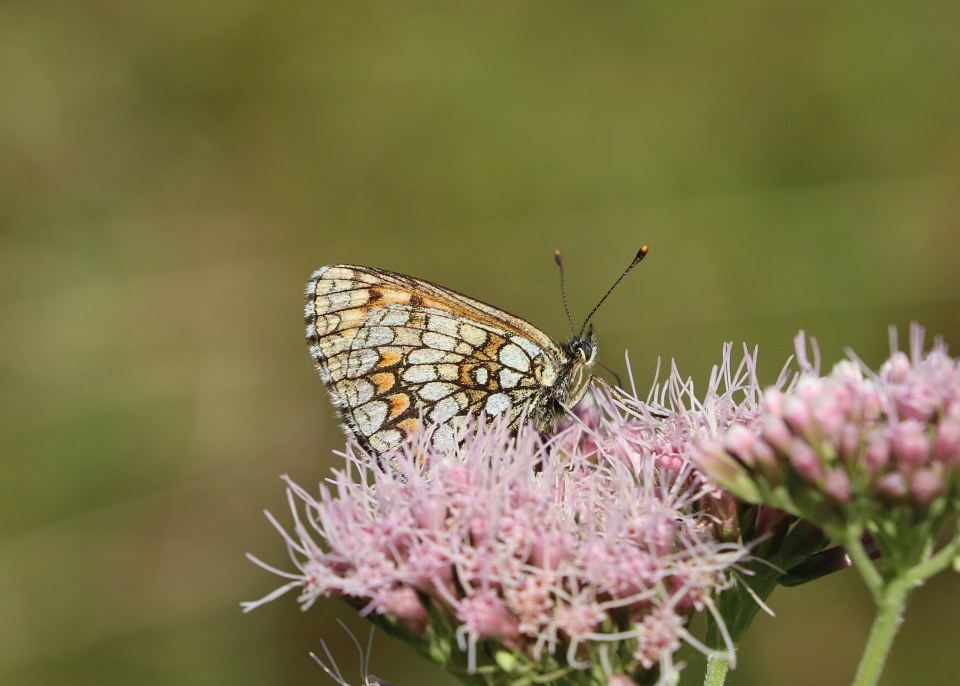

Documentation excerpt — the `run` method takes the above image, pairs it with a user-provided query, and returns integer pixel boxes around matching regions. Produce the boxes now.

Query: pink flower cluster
[245,365,756,682]
[697,326,960,520]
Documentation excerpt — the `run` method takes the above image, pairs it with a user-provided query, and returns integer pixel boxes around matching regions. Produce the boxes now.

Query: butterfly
[304,246,648,454]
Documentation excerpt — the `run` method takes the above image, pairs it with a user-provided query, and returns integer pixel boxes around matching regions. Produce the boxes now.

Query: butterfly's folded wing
[305,265,565,453]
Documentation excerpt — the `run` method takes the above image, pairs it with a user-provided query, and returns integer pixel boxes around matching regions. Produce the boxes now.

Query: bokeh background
[2,2,959,685]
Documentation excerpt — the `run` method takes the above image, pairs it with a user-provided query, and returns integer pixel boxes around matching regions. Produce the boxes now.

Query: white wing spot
[512,336,544,359]
[315,289,369,314]
[353,400,388,436]
[473,367,489,385]
[431,424,456,450]
[312,277,356,296]
[393,328,422,346]
[436,364,458,381]
[338,308,368,329]
[408,348,446,364]
[423,331,456,351]
[309,266,332,281]
[403,365,438,383]
[460,323,487,347]
[369,429,402,453]
[318,334,351,356]
[430,396,462,424]
[380,310,410,327]
[499,343,531,372]
[337,378,375,407]
[537,358,558,386]
[499,368,523,389]
[484,393,512,417]
[313,313,341,336]
[324,354,345,378]
[322,267,356,280]
[359,326,394,347]
[419,382,457,401]
[345,348,379,377]
[427,315,460,336]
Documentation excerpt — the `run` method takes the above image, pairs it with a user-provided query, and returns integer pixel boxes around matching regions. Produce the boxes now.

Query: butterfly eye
[573,340,596,365]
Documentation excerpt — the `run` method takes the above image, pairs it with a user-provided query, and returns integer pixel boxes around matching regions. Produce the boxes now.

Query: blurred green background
[2,1,959,685]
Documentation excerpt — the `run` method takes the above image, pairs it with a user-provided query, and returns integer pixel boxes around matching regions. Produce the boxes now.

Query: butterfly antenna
[579,245,650,337]
[554,250,576,337]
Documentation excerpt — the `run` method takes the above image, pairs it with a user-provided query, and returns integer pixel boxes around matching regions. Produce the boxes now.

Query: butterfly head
[567,326,598,367]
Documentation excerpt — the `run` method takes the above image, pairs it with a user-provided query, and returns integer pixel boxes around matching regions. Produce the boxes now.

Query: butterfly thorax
[528,333,598,432]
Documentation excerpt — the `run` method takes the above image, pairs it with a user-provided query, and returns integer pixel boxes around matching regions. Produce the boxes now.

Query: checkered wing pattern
[305,265,571,454]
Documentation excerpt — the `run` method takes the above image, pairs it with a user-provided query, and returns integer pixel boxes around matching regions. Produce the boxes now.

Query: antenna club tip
[631,244,649,265]
[554,250,565,267]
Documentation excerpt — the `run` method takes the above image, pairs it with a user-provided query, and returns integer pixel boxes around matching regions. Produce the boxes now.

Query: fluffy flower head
[246,366,756,684]
[696,325,960,537]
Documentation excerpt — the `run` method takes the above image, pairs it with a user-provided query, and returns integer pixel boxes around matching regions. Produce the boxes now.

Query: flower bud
[761,415,792,453]
[457,590,518,640]
[797,376,826,403]
[824,469,852,503]
[751,439,779,482]
[860,384,883,422]
[838,423,861,462]
[788,439,823,483]
[889,420,930,468]
[764,387,786,417]
[694,441,762,502]
[933,418,960,464]
[876,472,908,501]
[725,425,757,466]
[375,586,428,634]
[909,467,943,505]
[831,360,864,384]
[812,398,845,443]
[864,436,890,473]
[881,351,912,383]
[784,396,814,436]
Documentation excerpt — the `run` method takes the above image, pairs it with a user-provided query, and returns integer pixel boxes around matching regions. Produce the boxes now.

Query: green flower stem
[704,654,730,686]
[701,559,784,686]
[841,526,883,600]
[846,533,960,686]
[850,581,908,686]
[901,536,960,585]
[843,526,903,686]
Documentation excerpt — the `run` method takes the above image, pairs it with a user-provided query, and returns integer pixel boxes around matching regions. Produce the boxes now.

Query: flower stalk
[703,654,730,686]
